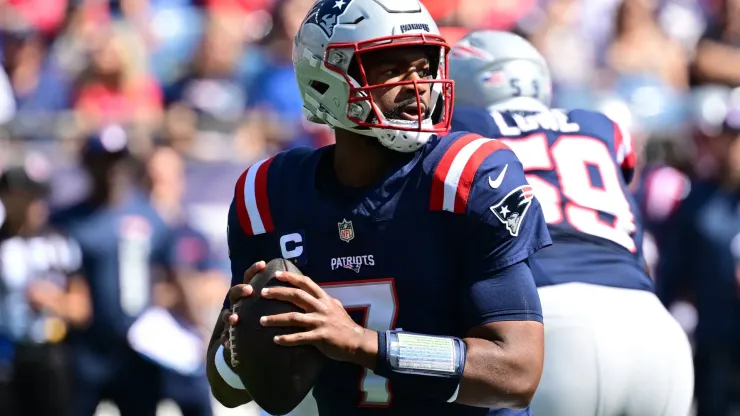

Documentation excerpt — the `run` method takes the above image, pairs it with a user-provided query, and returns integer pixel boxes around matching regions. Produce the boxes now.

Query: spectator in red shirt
[74,25,163,135]
[1,0,68,37]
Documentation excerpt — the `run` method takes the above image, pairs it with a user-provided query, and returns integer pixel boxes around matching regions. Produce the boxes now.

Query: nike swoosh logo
[488,164,508,189]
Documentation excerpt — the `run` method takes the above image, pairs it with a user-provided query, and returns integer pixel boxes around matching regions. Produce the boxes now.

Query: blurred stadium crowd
[0,0,739,415]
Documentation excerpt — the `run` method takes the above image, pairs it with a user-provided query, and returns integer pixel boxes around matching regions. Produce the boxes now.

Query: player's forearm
[455,334,542,408]
[352,323,543,408]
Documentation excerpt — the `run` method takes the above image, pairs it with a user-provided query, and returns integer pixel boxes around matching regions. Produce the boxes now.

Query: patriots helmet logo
[305,0,353,38]
[490,185,535,237]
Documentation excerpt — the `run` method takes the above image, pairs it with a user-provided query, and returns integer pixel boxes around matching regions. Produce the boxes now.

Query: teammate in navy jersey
[206,1,550,415]
[449,31,694,416]
[52,127,174,416]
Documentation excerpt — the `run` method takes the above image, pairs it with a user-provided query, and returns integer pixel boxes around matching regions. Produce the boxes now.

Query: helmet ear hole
[310,81,330,95]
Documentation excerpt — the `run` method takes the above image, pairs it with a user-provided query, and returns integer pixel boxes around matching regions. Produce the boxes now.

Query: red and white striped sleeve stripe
[234,157,274,236]
[430,134,510,214]
[613,120,636,169]
[521,185,535,203]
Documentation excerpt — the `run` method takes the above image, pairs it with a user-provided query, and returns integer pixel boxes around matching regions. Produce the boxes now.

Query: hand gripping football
[229,258,325,415]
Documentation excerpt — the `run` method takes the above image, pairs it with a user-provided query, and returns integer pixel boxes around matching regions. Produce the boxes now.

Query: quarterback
[206,1,551,415]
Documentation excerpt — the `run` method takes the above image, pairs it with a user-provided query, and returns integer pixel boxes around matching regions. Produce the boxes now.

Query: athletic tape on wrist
[215,344,246,390]
[375,330,465,403]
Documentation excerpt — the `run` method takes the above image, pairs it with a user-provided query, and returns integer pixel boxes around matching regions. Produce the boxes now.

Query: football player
[206,1,551,415]
[449,30,694,416]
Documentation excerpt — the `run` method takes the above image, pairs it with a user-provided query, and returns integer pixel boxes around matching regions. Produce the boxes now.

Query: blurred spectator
[0,158,91,416]
[246,0,320,150]
[438,26,469,46]
[205,0,274,17]
[461,0,535,31]
[145,146,228,416]
[1,26,73,120]
[693,0,740,86]
[160,102,199,155]
[525,0,596,89]
[689,84,733,177]
[100,0,207,84]
[434,0,534,31]
[606,0,689,89]
[656,105,740,416]
[73,24,162,135]
[164,15,248,123]
[421,0,459,22]
[0,0,68,37]
[51,126,173,416]
[0,66,15,124]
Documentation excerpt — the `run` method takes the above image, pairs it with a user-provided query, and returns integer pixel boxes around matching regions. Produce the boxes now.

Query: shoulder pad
[232,148,315,236]
[234,157,275,236]
[450,105,498,137]
[429,133,511,214]
[572,109,636,169]
[610,116,636,170]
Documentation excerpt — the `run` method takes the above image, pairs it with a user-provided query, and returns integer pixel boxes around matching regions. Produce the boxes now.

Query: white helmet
[450,30,552,111]
[292,0,453,152]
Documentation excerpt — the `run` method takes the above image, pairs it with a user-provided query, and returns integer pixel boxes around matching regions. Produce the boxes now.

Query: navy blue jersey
[52,192,172,347]
[656,180,740,345]
[226,132,551,416]
[452,105,652,291]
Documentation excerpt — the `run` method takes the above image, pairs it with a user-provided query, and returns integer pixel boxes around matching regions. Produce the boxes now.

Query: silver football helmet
[292,0,453,152]
[449,30,552,111]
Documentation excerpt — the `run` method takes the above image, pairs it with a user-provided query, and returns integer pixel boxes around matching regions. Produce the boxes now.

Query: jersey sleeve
[224,197,263,310]
[224,155,281,309]
[430,134,551,328]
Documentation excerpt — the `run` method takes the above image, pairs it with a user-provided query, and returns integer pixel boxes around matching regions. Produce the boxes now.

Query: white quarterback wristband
[215,344,246,390]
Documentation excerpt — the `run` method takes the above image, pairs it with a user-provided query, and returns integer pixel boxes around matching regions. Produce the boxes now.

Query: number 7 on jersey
[322,279,398,407]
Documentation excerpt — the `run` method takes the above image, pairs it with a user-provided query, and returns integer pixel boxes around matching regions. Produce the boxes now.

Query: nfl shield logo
[338,219,354,243]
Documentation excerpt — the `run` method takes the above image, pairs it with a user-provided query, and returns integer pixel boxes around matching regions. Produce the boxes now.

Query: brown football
[228,258,325,415]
